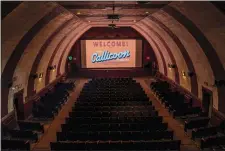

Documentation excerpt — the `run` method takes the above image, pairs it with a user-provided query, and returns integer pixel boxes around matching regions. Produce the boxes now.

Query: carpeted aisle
[32,79,88,151]
[136,78,200,151]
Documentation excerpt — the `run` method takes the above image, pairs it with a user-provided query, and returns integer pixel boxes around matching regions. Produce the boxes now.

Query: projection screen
[81,39,142,68]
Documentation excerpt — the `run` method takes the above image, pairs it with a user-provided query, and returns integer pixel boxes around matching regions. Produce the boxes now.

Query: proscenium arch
[132,25,167,75]
[60,26,163,76]
[57,24,90,77]
[140,20,180,84]
[50,24,89,80]
[28,19,85,96]
[44,20,84,85]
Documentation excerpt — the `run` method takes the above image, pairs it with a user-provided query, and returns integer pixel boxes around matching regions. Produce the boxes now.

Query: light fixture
[168,63,176,69]
[38,73,43,81]
[53,65,56,72]
[39,73,43,79]
[77,12,81,15]
[182,71,186,77]
[145,11,149,14]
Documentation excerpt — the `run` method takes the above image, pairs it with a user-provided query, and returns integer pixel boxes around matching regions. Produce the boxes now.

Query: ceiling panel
[57,1,170,26]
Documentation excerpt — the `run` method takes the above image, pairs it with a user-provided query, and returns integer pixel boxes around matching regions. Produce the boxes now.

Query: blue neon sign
[91,50,130,63]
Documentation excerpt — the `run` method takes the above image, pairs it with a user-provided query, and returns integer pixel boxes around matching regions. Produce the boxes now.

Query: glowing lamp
[182,71,186,77]
[39,73,43,79]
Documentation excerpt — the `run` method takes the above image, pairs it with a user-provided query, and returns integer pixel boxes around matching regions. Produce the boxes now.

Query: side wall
[133,1,225,114]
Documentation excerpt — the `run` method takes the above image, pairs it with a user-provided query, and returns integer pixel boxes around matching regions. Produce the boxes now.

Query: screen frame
[80,38,144,69]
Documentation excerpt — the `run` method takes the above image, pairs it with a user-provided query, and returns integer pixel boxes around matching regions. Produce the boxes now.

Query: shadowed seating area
[51,78,181,150]
[2,1,225,151]
[1,81,75,151]
[32,81,75,119]
[150,78,225,150]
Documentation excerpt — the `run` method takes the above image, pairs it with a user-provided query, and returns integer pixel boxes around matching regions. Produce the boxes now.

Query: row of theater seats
[69,111,158,117]
[151,81,202,117]
[51,140,181,150]
[51,78,181,150]
[150,79,225,150]
[32,82,75,119]
[2,121,44,150]
[2,81,75,151]
[72,105,156,111]
[57,130,174,141]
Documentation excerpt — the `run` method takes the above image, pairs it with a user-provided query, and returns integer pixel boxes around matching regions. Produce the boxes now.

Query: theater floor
[31,77,201,151]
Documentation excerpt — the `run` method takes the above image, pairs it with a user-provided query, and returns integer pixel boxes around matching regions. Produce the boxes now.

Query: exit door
[202,87,213,118]
[13,89,25,120]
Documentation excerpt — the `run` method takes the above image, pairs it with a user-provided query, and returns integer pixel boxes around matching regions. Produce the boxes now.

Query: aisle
[32,79,88,151]
[136,78,200,151]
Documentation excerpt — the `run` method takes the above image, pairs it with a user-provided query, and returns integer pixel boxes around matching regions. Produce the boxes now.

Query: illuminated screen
[81,39,142,68]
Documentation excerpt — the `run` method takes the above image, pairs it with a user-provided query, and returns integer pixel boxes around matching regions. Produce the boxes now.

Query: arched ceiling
[2,1,225,119]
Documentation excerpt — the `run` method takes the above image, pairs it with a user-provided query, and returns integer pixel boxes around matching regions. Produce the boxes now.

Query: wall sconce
[38,73,43,82]
[182,71,186,77]
[53,65,56,71]
[11,84,22,91]
[48,65,56,71]
[30,74,38,79]
[39,73,43,79]
[168,63,176,69]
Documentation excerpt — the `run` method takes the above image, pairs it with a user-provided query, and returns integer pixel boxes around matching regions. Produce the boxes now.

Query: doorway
[202,87,213,118]
[13,89,25,120]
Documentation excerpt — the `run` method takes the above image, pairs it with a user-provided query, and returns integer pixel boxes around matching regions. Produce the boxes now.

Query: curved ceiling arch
[44,20,84,85]
[133,24,169,76]
[147,15,198,96]
[139,20,180,84]
[28,19,83,96]
[156,8,216,100]
[132,25,166,75]
[58,24,90,77]
[164,5,225,83]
